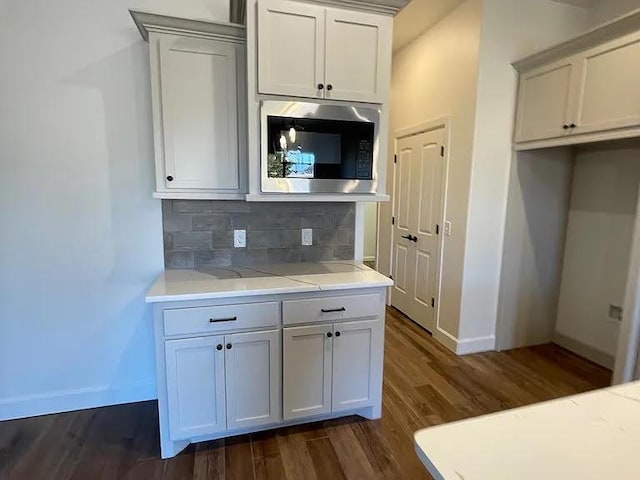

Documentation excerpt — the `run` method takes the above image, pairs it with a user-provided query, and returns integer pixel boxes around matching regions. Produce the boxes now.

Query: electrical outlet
[233,229,246,248]
[444,221,452,236]
[301,228,313,246]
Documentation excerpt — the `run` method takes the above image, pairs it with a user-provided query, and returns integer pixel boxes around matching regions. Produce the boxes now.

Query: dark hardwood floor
[0,307,611,480]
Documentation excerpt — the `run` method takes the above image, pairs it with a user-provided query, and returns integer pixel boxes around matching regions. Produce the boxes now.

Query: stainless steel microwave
[260,101,380,194]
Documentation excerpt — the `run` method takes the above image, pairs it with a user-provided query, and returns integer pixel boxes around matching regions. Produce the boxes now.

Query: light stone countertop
[145,261,393,303]
[414,381,640,480]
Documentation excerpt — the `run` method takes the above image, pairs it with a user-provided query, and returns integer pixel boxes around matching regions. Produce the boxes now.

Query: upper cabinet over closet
[130,11,247,199]
[257,0,392,104]
[514,11,640,150]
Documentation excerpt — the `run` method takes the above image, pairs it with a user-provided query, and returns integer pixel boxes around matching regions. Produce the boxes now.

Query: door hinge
[431,297,435,308]
[440,145,444,157]
[436,224,440,235]
[392,216,395,225]
[394,154,397,164]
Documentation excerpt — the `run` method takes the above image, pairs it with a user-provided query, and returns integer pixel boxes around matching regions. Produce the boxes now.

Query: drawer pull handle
[321,307,346,313]
[209,316,237,323]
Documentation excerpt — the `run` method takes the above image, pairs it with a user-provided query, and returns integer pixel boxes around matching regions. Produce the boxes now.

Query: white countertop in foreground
[146,261,393,303]
[414,381,640,480]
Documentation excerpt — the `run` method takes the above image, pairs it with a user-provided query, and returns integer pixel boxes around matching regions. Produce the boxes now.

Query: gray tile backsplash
[162,200,355,269]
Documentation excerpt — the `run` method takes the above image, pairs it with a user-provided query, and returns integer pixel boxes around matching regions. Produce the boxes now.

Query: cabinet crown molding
[513,8,640,72]
[129,9,246,42]
[302,0,409,15]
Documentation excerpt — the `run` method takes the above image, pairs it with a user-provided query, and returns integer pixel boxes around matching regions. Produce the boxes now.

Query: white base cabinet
[152,288,386,459]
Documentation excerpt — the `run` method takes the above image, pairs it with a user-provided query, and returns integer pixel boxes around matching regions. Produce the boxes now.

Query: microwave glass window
[266,116,374,180]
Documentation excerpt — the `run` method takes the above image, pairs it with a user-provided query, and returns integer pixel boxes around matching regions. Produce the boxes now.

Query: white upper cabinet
[574,32,640,135]
[224,329,281,429]
[131,12,247,199]
[159,36,240,192]
[165,336,227,440]
[257,0,391,104]
[324,9,391,103]
[514,17,640,148]
[257,0,325,99]
[515,59,578,143]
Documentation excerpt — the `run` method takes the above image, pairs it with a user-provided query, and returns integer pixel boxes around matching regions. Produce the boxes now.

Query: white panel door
[331,319,383,412]
[257,0,325,98]
[392,128,445,332]
[164,336,226,440]
[225,329,281,430]
[324,9,391,103]
[574,32,640,135]
[283,324,333,420]
[515,59,577,143]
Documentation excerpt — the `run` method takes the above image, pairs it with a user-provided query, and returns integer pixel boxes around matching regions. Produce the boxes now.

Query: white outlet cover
[301,228,313,246]
[234,229,246,248]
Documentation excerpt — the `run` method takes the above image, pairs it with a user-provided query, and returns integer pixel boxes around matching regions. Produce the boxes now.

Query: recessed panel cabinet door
[515,59,577,143]
[159,36,239,190]
[575,32,640,135]
[332,319,383,412]
[225,329,281,430]
[258,0,325,98]
[164,336,226,440]
[324,9,391,103]
[283,324,333,420]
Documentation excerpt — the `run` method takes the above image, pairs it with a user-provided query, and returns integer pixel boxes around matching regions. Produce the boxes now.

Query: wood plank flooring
[0,307,611,480]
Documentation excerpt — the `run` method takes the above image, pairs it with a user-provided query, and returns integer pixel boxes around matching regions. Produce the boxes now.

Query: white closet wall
[555,139,640,367]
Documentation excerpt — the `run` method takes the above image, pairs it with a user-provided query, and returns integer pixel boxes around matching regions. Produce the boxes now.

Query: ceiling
[393,0,599,53]
[393,0,465,52]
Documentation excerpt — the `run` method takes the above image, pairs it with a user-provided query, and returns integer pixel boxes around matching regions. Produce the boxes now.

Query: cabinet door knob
[226,343,232,349]
[562,125,569,130]
[327,84,333,91]
[327,332,333,338]
[335,331,341,337]
[570,123,576,128]
[317,83,324,90]
[166,175,174,181]
[216,344,223,351]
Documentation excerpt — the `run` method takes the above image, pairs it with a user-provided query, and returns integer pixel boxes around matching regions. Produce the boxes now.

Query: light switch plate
[234,229,246,248]
[301,228,313,246]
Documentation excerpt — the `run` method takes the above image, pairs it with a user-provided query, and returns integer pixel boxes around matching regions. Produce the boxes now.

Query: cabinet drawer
[282,294,382,326]
[163,302,280,336]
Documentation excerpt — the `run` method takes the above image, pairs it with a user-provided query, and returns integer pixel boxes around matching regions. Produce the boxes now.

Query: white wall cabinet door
[164,336,226,440]
[159,35,240,191]
[574,32,640,135]
[331,319,383,412]
[225,329,281,430]
[515,59,578,143]
[283,324,333,420]
[257,0,325,98]
[324,9,391,103]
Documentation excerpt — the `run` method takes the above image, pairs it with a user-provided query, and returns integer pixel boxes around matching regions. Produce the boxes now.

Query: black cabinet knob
[166,175,174,181]
[317,83,324,90]
[327,332,333,338]
[562,125,569,130]
[226,343,232,349]
[327,84,333,91]
[216,344,222,351]
[570,123,576,128]
[335,331,341,337]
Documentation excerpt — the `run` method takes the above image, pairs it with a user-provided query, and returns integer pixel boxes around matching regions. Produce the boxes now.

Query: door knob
[216,344,223,351]
[166,175,174,181]
[317,83,324,90]
[569,123,576,128]
[226,343,232,349]
[326,84,333,91]
[327,332,333,338]
[563,125,569,129]
[402,234,418,242]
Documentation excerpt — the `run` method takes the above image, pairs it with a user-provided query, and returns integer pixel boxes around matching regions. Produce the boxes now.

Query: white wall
[497,148,574,349]
[555,139,640,363]
[381,0,483,340]
[461,0,589,346]
[0,0,228,421]
[589,0,640,27]
[363,202,378,262]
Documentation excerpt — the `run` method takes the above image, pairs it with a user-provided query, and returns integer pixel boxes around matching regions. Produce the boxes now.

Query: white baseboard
[434,328,496,355]
[553,332,615,369]
[363,256,376,262]
[0,382,156,421]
